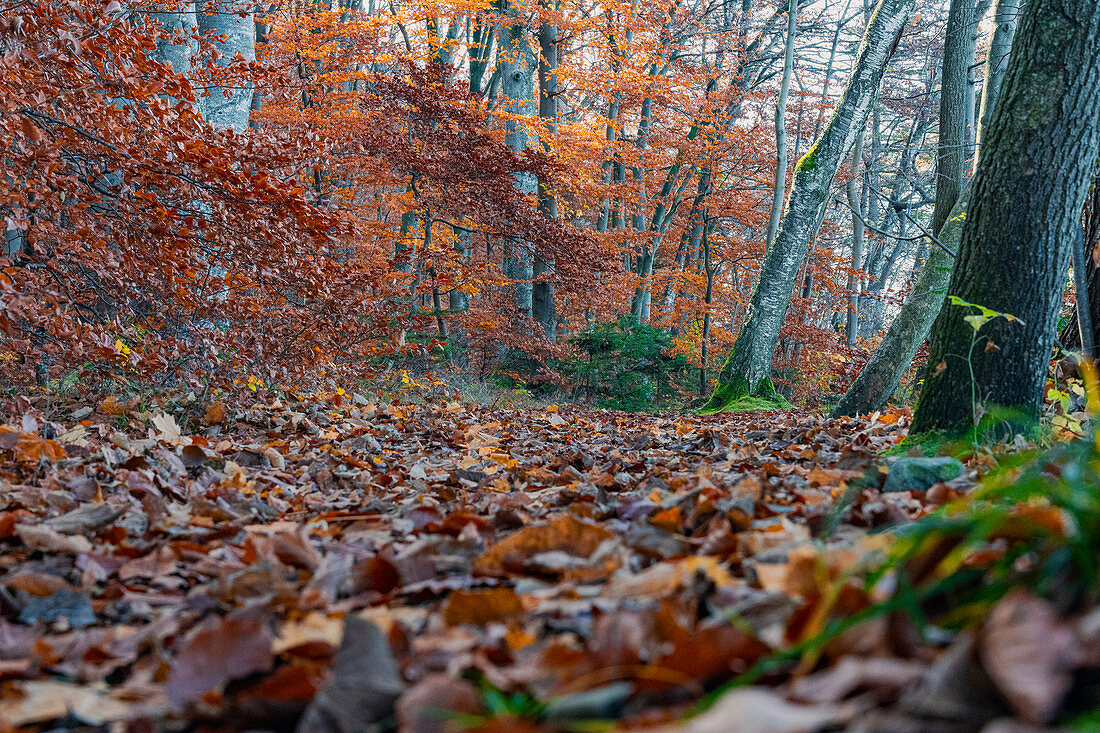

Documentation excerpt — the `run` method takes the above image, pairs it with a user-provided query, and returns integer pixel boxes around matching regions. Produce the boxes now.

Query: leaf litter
[0,392,1096,731]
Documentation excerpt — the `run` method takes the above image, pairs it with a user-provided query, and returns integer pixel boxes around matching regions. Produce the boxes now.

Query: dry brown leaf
[473,515,615,577]
[443,587,525,627]
[166,615,274,708]
[978,589,1080,724]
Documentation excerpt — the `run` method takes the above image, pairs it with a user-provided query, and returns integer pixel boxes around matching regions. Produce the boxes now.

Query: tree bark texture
[910,0,1100,435]
[197,1,255,131]
[150,2,197,80]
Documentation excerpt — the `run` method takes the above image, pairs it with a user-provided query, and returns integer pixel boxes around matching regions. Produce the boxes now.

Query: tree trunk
[832,0,1015,417]
[845,131,867,346]
[150,2,197,80]
[764,0,798,251]
[197,1,255,131]
[975,0,1020,161]
[1059,175,1100,353]
[499,13,538,320]
[703,0,914,412]
[910,0,1100,436]
[533,2,559,340]
[700,221,715,397]
[931,0,986,234]
[1070,224,1096,356]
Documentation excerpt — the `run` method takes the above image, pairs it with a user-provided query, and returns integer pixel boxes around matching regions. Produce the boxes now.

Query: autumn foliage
[0,0,948,407]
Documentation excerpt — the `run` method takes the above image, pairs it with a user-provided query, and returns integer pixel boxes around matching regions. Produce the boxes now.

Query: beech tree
[910,0,1100,435]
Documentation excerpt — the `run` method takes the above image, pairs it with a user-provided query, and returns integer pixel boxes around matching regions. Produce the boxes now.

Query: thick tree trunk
[150,2,197,79]
[197,1,255,131]
[910,0,1100,436]
[703,0,914,412]
[764,0,799,251]
[833,0,1013,417]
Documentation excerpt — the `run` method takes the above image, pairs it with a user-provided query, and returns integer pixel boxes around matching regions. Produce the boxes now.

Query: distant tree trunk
[975,0,1020,161]
[1060,177,1100,354]
[845,130,867,346]
[1069,223,1096,356]
[150,2,197,80]
[833,0,1011,418]
[932,0,989,235]
[911,0,1100,436]
[197,1,255,131]
[703,0,914,412]
[700,221,716,397]
[533,3,559,340]
[448,227,472,366]
[499,12,537,321]
[764,0,798,251]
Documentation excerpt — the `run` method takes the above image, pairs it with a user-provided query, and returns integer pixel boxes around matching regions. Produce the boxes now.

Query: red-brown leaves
[166,615,275,709]
[443,588,525,627]
[0,391,1010,730]
[473,515,616,578]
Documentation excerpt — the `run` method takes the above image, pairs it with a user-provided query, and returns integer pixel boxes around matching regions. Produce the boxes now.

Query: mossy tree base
[700,373,792,414]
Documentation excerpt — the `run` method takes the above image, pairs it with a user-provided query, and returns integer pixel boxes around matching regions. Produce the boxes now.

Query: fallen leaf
[166,615,275,709]
[473,515,615,577]
[443,587,525,627]
[978,590,1079,724]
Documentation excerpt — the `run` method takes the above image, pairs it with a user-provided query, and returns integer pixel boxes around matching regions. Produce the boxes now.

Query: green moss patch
[883,430,953,457]
[700,373,792,415]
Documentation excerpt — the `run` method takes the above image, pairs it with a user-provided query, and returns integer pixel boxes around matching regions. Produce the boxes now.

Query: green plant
[945,295,1023,446]
[561,317,692,412]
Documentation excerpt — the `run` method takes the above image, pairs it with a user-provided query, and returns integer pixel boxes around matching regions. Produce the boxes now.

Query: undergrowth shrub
[559,317,692,412]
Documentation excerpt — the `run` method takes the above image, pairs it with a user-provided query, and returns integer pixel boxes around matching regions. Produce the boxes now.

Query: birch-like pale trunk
[703,0,914,411]
[499,13,538,321]
[150,2,197,80]
[197,1,255,131]
[764,0,798,251]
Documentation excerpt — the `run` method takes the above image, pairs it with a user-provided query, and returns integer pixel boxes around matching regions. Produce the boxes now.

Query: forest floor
[0,390,1098,732]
